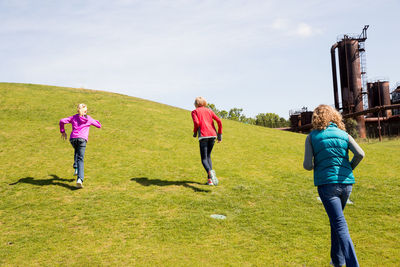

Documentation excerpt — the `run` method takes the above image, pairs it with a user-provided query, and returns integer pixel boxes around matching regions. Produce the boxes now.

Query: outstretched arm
[89,116,102,128]
[348,135,365,170]
[212,112,222,134]
[59,116,72,140]
[212,112,222,142]
[191,110,199,137]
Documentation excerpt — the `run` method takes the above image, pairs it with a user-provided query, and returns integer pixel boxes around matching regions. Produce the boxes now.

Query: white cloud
[270,18,322,38]
[270,18,289,30]
[296,23,313,37]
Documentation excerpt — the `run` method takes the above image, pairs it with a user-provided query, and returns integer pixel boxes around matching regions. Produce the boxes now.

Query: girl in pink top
[191,97,222,186]
[59,104,102,188]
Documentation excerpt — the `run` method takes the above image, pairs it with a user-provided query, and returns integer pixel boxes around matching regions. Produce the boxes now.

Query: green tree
[219,110,228,119]
[279,117,289,127]
[228,108,243,121]
[344,118,358,138]
[208,104,288,128]
[255,113,288,128]
[207,103,219,114]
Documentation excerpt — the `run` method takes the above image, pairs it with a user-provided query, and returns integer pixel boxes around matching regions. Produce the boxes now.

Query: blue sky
[1,0,399,118]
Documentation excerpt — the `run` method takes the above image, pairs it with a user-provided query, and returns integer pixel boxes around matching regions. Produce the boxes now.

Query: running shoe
[76,178,84,188]
[73,168,78,176]
[210,170,218,186]
[207,178,214,186]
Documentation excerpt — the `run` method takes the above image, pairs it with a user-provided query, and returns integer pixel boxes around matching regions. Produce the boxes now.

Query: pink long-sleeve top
[191,106,222,139]
[59,114,102,141]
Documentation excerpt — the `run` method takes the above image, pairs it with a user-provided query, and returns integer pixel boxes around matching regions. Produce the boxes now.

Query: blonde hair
[77,103,87,116]
[194,97,207,108]
[312,104,346,131]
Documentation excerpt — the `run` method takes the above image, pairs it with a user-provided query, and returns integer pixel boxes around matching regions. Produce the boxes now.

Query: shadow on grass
[9,174,79,191]
[131,177,210,193]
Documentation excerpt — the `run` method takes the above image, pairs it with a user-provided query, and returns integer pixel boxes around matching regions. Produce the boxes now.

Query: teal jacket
[309,123,355,186]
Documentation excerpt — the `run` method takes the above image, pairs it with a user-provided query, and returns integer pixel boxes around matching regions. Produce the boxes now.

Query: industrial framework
[290,25,400,140]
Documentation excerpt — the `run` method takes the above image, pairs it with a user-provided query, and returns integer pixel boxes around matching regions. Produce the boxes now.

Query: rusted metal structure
[343,103,400,140]
[330,25,369,138]
[301,111,313,126]
[289,107,313,133]
[367,80,391,117]
[288,25,400,140]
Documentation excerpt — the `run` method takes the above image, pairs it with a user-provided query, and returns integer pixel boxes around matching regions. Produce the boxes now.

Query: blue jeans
[318,184,359,267]
[70,138,87,181]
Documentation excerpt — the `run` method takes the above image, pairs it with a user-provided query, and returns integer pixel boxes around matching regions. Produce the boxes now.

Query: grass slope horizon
[0,83,399,266]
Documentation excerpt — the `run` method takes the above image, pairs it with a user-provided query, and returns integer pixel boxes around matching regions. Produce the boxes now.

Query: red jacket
[191,107,222,138]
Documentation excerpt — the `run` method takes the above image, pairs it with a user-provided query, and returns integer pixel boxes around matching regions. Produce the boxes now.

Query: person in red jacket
[191,97,222,186]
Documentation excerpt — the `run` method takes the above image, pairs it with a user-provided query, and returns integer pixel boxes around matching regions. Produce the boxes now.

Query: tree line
[208,104,290,128]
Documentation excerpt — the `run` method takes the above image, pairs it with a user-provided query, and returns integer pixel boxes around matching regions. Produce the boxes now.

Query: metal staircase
[359,41,368,109]
[357,25,369,110]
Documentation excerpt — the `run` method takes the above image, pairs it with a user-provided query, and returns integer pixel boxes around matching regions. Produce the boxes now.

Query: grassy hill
[0,83,399,266]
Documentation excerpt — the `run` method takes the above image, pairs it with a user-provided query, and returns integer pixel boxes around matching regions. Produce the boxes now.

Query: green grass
[0,82,399,266]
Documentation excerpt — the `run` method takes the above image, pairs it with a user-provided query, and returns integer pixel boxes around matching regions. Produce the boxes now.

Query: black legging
[199,138,216,175]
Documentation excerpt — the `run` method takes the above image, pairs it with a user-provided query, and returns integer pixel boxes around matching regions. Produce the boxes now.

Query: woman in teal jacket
[303,105,364,267]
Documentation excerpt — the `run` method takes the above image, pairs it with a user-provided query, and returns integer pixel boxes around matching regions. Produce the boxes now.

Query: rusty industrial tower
[330,25,369,138]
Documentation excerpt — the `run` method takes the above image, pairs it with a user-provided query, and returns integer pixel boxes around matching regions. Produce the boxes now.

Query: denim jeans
[199,138,215,175]
[70,138,87,181]
[318,184,359,267]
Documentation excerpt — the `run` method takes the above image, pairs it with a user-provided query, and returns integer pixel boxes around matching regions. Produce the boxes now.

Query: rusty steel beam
[364,117,389,122]
[331,42,340,110]
[343,103,400,118]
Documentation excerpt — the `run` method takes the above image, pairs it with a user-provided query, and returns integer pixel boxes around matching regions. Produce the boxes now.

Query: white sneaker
[209,170,219,186]
[76,179,83,188]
